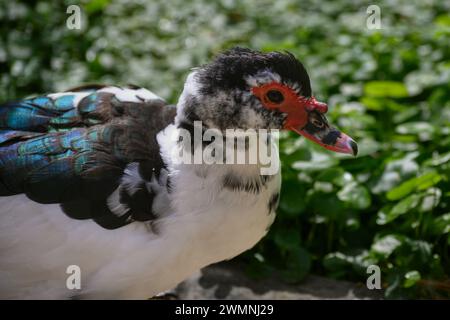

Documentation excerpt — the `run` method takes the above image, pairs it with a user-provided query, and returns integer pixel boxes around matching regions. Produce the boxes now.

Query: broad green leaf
[416,172,443,191]
[85,0,111,13]
[282,148,312,166]
[316,168,346,185]
[431,213,450,235]
[404,271,421,288]
[345,215,360,230]
[244,257,272,280]
[280,137,312,165]
[313,181,334,193]
[307,192,346,218]
[360,97,383,111]
[405,70,442,95]
[435,14,450,26]
[292,151,339,171]
[406,239,433,264]
[323,252,351,272]
[385,194,421,223]
[323,251,373,275]
[396,122,435,141]
[372,153,419,194]
[387,171,442,200]
[274,229,301,251]
[337,181,371,209]
[420,188,441,212]
[282,247,311,283]
[364,81,409,98]
[371,235,402,258]
[279,180,306,216]
[376,205,393,225]
[385,100,408,112]
[424,151,450,166]
[385,275,401,298]
[316,168,354,187]
[393,107,420,124]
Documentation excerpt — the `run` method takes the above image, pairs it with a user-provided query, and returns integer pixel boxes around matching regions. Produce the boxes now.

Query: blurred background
[0,0,449,299]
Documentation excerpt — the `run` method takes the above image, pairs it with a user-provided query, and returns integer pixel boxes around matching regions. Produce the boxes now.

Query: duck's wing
[0,85,176,229]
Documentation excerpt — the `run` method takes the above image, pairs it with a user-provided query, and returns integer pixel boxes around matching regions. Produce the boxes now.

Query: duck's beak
[285,97,358,156]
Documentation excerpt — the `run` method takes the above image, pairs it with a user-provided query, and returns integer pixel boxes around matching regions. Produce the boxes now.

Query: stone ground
[175,262,384,300]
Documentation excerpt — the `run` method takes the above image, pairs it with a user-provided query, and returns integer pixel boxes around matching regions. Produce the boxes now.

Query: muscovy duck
[0,47,357,299]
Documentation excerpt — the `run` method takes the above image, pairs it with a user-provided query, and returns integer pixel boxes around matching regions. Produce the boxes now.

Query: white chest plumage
[0,125,280,299]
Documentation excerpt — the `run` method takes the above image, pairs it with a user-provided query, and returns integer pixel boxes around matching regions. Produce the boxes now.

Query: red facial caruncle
[252,82,358,156]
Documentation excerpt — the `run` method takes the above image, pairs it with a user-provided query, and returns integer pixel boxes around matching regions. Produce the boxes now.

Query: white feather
[47,92,91,107]
[47,86,162,109]
[245,70,281,87]
[0,124,280,299]
[121,162,144,195]
[98,87,162,103]
[106,187,130,218]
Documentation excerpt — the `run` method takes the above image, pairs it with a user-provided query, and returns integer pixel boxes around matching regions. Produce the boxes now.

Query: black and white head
[176,47,357,155]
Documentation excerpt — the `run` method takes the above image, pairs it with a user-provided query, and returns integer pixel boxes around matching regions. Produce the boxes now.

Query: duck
[0,47,357,299]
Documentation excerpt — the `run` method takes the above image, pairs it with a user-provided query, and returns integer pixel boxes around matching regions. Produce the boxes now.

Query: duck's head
[176,47,357,156]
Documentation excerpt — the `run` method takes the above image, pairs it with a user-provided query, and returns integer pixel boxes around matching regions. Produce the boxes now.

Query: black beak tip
[350,140,358,156]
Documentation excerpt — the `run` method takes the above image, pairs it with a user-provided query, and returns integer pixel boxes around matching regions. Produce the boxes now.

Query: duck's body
[0,48,356,299]
[0,137,280,298]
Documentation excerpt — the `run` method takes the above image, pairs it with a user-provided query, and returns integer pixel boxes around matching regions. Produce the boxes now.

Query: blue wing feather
[0,90,110,198]
[0,86,176,229]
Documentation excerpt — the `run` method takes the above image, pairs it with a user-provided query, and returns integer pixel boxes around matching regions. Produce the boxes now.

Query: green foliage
[1,0,449,298]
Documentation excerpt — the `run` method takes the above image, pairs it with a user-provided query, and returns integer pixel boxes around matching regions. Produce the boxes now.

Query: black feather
[197,47,312,96]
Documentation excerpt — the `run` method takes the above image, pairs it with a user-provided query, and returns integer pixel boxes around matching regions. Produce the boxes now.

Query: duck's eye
[266,90,284,104]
